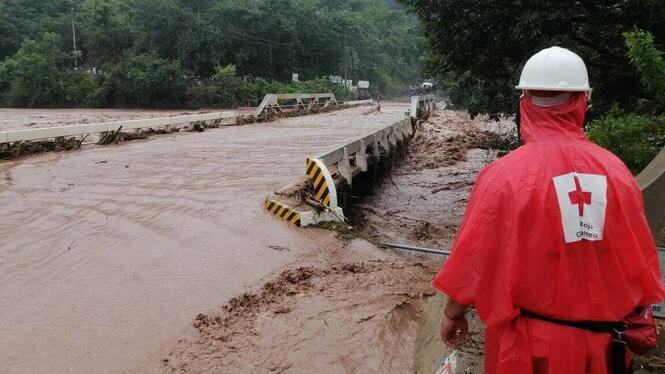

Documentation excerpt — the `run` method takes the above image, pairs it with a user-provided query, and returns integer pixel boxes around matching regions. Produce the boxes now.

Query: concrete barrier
[636,146,665,317]
[264,117,413,227]
[0,111,239,144]
[636,147,665,247]
[254,93,337,117]
[1,97,372,158]
[409,95,435,119]
[264,95,433,227]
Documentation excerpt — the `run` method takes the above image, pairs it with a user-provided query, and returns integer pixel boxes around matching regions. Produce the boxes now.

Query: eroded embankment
[161,109,508,373]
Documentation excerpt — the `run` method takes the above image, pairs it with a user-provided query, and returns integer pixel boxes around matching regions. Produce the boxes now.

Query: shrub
[106,53,192,108]
[624,29,665,111]
[186,67,357,109]
[60,69,100,107]
[0,33,70,106]
[587,107,665,174]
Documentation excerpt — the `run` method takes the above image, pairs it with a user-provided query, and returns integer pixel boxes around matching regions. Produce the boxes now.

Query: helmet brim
[515,85,592,92]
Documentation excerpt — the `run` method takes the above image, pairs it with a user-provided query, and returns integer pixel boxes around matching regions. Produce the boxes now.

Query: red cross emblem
[568,175,592,216]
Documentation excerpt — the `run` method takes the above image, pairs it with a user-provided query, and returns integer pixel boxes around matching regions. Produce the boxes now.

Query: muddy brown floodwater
[159,109,511,374]
[0,103,408,373]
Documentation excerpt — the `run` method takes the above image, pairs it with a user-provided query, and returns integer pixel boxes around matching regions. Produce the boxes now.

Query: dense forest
[402,0,665,173]
[0,0,423,108]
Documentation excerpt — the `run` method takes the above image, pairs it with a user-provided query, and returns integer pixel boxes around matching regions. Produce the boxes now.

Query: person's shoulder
[583,141,640,188]
[584,141,631,169]
[481,145,531,177]
[475,153,516,186]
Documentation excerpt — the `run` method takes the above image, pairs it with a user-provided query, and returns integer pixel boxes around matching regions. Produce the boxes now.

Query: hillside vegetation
[0,0,423,108]
[400,1,664,173]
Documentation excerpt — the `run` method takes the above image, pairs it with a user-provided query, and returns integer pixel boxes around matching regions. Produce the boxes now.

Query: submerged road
[0,103,408,373]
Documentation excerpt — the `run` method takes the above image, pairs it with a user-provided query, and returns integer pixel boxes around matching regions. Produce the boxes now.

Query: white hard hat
[516,46,591,92]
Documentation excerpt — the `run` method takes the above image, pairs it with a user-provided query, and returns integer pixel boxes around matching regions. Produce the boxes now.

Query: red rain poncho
[432,93,665,373]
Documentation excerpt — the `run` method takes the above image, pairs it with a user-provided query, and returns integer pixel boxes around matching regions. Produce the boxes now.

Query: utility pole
[343,34,348,82]
[70,0,78,69]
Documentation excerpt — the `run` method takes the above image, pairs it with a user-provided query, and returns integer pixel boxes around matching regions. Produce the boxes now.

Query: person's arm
[440,296,470,347]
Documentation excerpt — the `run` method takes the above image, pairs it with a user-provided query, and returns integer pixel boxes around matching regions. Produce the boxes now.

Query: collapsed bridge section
[264,96,437,227]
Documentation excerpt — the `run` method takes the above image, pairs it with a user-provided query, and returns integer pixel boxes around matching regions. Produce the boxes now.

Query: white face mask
[529,92,572,107]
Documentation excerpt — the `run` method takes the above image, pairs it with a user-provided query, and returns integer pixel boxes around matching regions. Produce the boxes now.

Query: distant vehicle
[357,80,370,100]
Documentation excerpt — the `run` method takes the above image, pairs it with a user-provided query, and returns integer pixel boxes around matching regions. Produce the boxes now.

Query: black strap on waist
[521,309,629,374]
[521,309,624,333]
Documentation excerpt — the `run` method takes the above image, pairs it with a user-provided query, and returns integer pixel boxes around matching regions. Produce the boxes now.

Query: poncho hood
[519,93,588,144]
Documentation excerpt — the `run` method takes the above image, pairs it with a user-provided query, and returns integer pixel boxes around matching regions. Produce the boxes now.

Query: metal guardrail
[0,111,239,144]
[409,95,435,119]
[254,93,337,117]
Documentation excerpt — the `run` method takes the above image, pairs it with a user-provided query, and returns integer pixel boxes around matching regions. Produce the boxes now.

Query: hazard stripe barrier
[264,115,419,227]
[264,198,302,226]
[306,158,336,208]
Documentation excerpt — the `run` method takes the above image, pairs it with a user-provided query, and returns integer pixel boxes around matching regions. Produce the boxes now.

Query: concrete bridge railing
[0,111,240,144]
[409,94,436,119]
[254,93,337,117]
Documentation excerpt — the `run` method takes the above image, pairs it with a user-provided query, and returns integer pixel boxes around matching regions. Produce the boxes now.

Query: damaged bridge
[0,99,432,374]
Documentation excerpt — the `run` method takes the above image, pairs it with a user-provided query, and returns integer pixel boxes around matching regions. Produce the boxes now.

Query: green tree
[106,52,192,107]
[0,33,71,106]
[78,0,133,63]
[624,29,665,111]
[0,0,424,107]
[587,29,665,174]
[588,109,665,174]
[399,0,665,118]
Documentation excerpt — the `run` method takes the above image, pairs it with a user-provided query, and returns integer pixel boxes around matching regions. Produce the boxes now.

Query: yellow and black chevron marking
[306,159,332,207]
[264,199,302,226]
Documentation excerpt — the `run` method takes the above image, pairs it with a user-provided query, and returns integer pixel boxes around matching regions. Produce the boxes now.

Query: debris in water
[0,136,87,160]
[268,245,290,252]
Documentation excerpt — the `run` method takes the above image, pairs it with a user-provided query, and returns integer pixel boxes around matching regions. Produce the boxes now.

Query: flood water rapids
[0,103,408,373]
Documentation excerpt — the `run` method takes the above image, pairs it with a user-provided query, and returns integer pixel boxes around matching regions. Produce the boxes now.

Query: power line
[220,27,342,53]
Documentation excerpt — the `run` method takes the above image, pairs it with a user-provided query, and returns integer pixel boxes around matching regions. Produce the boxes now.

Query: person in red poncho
[433,46,665,374]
